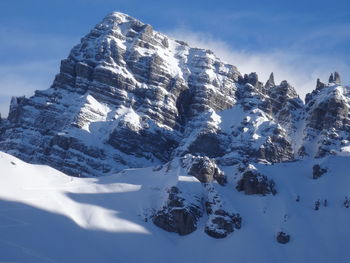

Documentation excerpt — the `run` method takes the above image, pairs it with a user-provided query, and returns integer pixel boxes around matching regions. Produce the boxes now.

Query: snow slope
[1,151,350,263]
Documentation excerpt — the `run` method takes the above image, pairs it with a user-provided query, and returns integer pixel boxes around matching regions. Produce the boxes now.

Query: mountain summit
[1,12,350,245]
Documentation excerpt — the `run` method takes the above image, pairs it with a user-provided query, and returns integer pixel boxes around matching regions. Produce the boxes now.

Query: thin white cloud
[1,25,349,118]
[166,28,350,100]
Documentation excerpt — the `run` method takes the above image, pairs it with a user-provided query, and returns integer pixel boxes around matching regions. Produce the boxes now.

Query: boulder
[312,164,327,179]
[184,155,227,185]
[236,166,277,195]
[153,187,202,235]
[205,209,242,239]
[276,232,290,244]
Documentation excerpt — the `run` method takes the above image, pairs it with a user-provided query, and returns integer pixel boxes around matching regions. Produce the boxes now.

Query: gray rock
[107,125,178,163]
[238,72,263,90]
[276,232,290,244]
[188,133,226,158]
[258,134,294,163]
[307,92,348,131]
[334,71,341,84]
[305,79,326,104]
[329,73,334,83]
[264,72,275,89]
[205,210,242,238]
[328,72,341,84]
[236,166,277,195]
[302,78,350,158]
[316,78,325,91]
[152,186,202,235]
[204,185,241,238]
[312,164,327,179]
[185,155,227,185]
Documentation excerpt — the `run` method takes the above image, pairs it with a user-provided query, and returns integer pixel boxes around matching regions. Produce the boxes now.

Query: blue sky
[0,0,350,116]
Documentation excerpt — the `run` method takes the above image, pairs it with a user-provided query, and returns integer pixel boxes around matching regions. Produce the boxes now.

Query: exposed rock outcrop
[312,164,327,179]
[183,155,227,185]
[236,165,277,195]
[334,72,341,84]
[204,185,241,238]
[264,72,275,89]
[152,186,202,235]
[205,209,242,238]
[276,232,290,244]
[301,76,350,158]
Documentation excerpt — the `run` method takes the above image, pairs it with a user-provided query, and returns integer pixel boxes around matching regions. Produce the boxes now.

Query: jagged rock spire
[248,72,259,87]
[265,72,275,89]
[316,78,325,90]
[239,72,260,88]
[329,72,341,84]
[329,73,334,83]
[334,72,341,84]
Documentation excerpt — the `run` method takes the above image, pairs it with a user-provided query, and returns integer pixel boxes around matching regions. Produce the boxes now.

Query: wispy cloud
[1,24,349,118]
[167,28,350,100]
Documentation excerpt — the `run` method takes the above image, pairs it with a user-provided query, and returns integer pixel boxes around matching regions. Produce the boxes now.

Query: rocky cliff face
[300,77,350,157]
[0,12,349,239]
[0,12,242,177]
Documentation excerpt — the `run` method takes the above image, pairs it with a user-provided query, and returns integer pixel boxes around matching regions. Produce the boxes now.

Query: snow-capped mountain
[0,12,350,262]
[0,12,299,177]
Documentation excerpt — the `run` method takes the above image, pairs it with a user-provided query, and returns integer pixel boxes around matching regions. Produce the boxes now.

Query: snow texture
[1,151,350,262]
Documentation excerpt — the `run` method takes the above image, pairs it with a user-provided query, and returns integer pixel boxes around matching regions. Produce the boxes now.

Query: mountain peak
[1,12,350,259]
[101,11,141,26]
[0,12,350,249]
[1,12,348,176]
[328,71,341,84]
[264,72,275,89]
